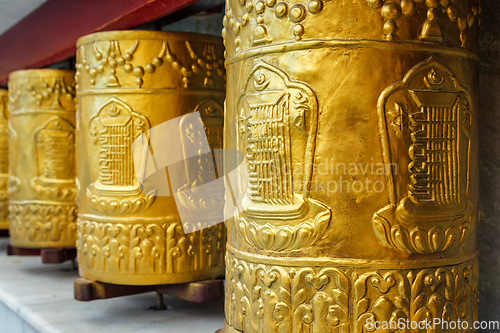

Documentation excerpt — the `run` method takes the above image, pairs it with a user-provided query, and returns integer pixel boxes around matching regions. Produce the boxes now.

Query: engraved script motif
[373,57,475,254]
[236,61,331,251]
[199,99,224,171]
[176,98,225,227]
[31,116,76,200]
[86,98,156,215]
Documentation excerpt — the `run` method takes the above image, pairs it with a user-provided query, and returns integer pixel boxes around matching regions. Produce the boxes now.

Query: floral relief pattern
[77,219,225,275]
[9,203,77,244]
[225,251,478,333]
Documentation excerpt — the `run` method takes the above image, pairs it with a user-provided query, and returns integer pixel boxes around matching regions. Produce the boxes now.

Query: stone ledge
[0,238,224,333]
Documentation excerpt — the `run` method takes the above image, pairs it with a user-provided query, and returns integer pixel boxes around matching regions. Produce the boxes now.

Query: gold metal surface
[7,70,77,248]
[222,0,480,331]
[0,89,8,230]
[75,31,226,285]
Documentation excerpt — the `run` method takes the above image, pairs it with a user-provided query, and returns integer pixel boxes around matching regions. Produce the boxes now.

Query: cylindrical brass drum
[0,89,8,231]
[223,0,479,331]
[8,70,77,248]
[75,31,226,285]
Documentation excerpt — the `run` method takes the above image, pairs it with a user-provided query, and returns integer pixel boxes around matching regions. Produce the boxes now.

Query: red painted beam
[0,0,199,85]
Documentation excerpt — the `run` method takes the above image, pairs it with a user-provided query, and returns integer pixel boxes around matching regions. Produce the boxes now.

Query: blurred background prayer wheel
[8,70,77,249]
[222,0,480,331]
[75,31,226,285]
[0,89,8,232]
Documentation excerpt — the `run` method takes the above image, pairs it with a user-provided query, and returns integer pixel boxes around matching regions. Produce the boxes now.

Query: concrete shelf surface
[0,239,224,333]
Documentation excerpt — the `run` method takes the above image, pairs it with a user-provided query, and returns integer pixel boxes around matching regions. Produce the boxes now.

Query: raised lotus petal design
[237,200,331,251]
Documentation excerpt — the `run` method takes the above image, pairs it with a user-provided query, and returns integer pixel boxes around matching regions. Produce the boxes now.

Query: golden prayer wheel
[8,70,77,249]
[222,0,480,331]
[75,31,226,285]
[0,89,8,231]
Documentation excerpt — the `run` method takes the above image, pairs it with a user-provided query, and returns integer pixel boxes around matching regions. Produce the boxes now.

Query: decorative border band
[78,213,180,224]
[77,218,226,284]
[227,244,478,270]
[9,201,77,247]
[225,249,478,333]
[78,88,226,96]
[9,110,76,116]
[226,39,480,65]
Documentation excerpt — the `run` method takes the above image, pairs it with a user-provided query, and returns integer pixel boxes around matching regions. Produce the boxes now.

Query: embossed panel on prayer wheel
[222,0,480,331]
[0,89,8,231]
[8,70,77,248]
[75,31,226,286]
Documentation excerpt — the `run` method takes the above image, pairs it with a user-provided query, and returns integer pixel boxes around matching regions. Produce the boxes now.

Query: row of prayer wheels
[1,0,481,330]
[4,32,226,285]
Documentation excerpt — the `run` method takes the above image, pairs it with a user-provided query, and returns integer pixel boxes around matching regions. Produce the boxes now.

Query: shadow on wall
[478,0,500,327]
[161,11,224,36]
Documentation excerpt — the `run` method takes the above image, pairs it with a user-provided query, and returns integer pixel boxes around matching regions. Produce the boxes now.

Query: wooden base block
[215,330,224,333]
[7,244,76,265]
[6,244,41,256]
[0,230,9,238]
[157,279,224,303]
[74,278,224,304]
[74,278,156,301]
[41,248,76,264]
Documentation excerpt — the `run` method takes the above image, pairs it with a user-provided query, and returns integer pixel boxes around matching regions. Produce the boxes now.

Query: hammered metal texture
[75,31,226,286]
[222,0,480,331]
[8,70,77,248]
